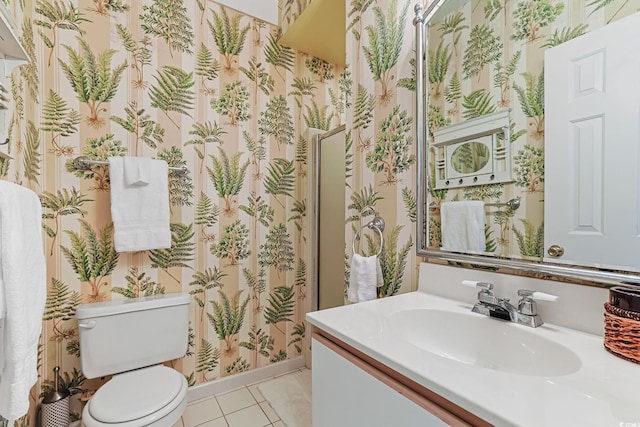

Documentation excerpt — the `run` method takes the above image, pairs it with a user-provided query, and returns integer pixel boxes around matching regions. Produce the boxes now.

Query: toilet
[76,293,191,427]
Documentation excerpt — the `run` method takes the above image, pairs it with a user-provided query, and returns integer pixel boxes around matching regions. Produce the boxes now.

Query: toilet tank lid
[76,293,191,319]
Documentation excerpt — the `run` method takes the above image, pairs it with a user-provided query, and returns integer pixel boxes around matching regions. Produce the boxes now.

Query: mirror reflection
[451,142,489,174]
[420,0,640,273]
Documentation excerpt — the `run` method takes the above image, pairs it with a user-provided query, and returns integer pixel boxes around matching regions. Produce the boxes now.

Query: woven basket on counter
[604,302,640,364]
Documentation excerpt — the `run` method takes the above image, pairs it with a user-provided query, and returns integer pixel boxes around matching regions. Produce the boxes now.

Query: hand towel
[0,181,47,420]
[441,200,486,253]
[124,156,151,186]
[348,254,383,303]
[109,157,171,253]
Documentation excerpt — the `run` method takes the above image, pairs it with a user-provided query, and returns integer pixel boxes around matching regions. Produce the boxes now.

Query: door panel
[545,12,640,271]
[318,128,346,309]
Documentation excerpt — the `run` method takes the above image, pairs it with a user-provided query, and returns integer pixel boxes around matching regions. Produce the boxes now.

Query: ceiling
[279,0,346,67]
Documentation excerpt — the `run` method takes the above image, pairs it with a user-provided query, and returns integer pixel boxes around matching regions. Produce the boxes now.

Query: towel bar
[73,156,189,177]
[352,216,385,257]
[429,198,520,212]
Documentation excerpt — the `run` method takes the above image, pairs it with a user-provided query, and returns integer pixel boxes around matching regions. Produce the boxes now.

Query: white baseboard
[186,356,307,402]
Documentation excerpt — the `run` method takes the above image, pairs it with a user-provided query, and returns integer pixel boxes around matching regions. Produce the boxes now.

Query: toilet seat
[83,365,187,427]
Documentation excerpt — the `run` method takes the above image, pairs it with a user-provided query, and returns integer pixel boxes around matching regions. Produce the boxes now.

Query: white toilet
[76,293,191,427]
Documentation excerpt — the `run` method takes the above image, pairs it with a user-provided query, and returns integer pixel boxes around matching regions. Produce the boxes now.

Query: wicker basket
[604,302,640,364]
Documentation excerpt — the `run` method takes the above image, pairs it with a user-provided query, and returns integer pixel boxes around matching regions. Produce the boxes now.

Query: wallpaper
[279,0,314,33]
[426,0,638,260]
[344,0,420,299]
[0,0,341,424]
[2,0,634,424]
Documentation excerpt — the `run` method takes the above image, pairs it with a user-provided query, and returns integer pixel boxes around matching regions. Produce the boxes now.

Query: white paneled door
[544,12,640,271]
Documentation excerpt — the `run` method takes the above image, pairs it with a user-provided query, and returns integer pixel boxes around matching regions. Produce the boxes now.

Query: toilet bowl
[76,294,191,427]
[82,366,188,427]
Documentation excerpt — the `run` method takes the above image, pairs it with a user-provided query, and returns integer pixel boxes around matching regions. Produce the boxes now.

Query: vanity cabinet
[311,330,490,427]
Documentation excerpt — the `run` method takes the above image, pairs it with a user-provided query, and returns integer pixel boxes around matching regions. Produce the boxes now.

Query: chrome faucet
[462,281,558,328]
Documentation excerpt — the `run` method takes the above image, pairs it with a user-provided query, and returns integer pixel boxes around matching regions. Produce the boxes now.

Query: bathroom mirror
[414,0,640,286]
[451,142,490,174]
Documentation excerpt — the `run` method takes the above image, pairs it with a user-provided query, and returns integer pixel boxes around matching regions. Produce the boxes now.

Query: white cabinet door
[312,338,448,427]
[544,13,640,271]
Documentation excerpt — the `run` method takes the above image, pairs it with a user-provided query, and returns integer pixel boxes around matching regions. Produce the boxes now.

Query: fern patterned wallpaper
[344,0,419,298]
[279,0,313,33]
[280,0,419,300]
[1,0,635,424]
[426,0,638,259]
[1,0,343,423]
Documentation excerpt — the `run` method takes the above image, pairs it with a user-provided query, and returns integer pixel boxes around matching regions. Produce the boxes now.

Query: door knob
[547,245,565,257]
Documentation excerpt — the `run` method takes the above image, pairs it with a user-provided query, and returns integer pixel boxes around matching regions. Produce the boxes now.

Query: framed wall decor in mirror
[433,109,512,190]
[413,0,640,286]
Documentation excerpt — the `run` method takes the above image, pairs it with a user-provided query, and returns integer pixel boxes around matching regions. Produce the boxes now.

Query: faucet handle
[461,280,494,292]
[517,289,559,302]
[517,290,558,318]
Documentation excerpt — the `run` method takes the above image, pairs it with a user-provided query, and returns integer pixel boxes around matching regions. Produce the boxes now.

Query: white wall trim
[186,356,307,402]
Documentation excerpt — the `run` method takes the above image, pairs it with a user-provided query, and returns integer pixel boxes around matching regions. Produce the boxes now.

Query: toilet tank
[76,293,190,379]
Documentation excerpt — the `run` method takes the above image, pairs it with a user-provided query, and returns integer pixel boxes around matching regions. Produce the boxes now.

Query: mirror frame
[413,2,640,286]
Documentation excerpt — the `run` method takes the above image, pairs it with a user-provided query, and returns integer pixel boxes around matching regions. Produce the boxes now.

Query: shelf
[278,0,345,66]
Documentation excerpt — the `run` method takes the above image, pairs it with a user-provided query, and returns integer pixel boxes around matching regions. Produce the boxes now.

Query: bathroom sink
[388,309,582,377]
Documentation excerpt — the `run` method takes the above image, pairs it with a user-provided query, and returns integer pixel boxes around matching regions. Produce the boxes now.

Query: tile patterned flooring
[173,369,308,427]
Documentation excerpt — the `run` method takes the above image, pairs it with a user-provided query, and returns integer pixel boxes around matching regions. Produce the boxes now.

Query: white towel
[0,181,47,420]
[441,201,486,253]
[124,156,151,186]
[109,157,171,253]
[347,254,384,303]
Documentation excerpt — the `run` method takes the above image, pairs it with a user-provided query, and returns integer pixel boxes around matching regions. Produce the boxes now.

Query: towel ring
[352,216,385,257]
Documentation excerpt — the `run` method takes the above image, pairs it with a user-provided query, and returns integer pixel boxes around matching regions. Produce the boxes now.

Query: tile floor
[173,368,309,427]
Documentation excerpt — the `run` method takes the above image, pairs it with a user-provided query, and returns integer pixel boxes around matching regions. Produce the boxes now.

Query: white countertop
[306,292,640,427]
